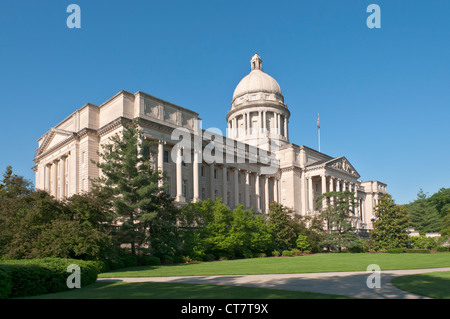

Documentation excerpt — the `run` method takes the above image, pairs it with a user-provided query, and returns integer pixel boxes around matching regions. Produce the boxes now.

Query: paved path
[98,267,450,299]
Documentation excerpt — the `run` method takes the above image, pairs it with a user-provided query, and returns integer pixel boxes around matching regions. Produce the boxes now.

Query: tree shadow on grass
[391,272,450,299]
[99,272,433,299]
[25,281,349,299]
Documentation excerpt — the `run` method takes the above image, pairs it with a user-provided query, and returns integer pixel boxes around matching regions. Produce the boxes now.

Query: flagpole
[317,113,320,152]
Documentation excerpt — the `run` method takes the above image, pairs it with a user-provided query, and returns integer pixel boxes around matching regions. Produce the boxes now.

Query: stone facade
[33,54,386,231]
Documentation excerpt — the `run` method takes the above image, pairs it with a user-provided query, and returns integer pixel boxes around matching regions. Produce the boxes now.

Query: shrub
[282,250,293,257]
[256,253,267,258]
[0,268,12,299]
[387,248,405,254]
[138,256,161,266]
[436,247,449,253]
[291,249,302,256]
[0,258,99,298]
[271,250,280,257]
[405,249,430,254]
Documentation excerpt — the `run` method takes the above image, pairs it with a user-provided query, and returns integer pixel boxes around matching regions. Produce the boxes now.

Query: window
[214,168,217,179]
[182,180,187,198]
[227,171,230,182]
[163,151,169,163]
[215,190,218,199]
[201,165,205,177]
[201,188,206,200]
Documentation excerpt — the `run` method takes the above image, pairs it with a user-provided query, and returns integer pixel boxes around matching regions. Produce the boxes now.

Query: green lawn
[99,253,450,278]
[392,271,450,299]
[25,281,351,299]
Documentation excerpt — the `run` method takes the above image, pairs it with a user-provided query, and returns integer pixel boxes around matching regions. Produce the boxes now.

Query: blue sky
[0,0,449,204]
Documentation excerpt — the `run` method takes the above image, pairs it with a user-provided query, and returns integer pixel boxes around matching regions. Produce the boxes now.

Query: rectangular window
[202,188,206,200]
[182,180,187,198]
[215,190,218,199]
[163,151,169,163]
[201,165,205,177]
[214,168,217,179]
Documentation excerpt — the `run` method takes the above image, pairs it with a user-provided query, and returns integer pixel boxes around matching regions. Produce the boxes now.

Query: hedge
[387,248,405,254]
[436,247,450,252]
[0,257,100,298]
[405,249,430,254]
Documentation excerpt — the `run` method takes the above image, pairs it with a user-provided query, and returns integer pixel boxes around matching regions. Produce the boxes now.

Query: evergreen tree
[369,193,409,251]
[407,189,441,233]
[316,191,360,252]
[93,119,176,257]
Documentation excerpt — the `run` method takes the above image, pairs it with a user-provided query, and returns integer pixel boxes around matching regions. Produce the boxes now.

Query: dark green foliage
[267,202,297,251]
[369,193,410,251]
[316,191,360,252]
[92,119,177,258]
[387,248,405,254]
[0,258,99,298]
[436,247,449,252]
[178,199,275,260]
[405,249,430,254]
[407,189,442,233]
[0,267,12,299]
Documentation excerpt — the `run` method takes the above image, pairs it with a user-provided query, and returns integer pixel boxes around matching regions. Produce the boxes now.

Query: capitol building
[33,54,387,231]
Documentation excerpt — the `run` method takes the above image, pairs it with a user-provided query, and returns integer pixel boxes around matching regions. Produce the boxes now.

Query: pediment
[36,128,75,156]
[326,157,360,178]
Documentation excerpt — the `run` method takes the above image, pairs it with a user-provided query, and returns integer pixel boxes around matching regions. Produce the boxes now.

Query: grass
[392,271,450,299]
[24,281,352,299]
[99,253,450,278]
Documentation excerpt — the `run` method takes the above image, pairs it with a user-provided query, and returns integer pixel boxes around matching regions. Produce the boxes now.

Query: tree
[267,202,297,251]
[369,193,409,251]
[296,235,310,253]
[427,187,450,218]
[407,189,441,233]
[92,119,176,257]
[316,191,360,252]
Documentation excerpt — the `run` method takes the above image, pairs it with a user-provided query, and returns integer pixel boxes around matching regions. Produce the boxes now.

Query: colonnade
[158,140,278,213]
[227,110,288,140]
[44,154,69,200]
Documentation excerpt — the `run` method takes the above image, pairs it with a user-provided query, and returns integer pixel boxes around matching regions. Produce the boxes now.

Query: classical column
[255,174,261,212]
[274,178,279,202]
[321,174,327,209]
[59,156,66,200]
[301,172,307,213]
[354,183,358,216]
[51,160,58,197]
[285,117,289,140]
[234,168,239,207]
[192,150,200,202]
[246,113,250,135]
[277,113,281,135]
[245,171,250,208]
[258,111,262,134]
[222,165,227,204]
[264,175,270,213]
[158,140,164,187]
[308,176,313,213]
[45,164,51,192]
[336,179,341,192]
[329,177,335,206]
[175,146,185,202]
[263,111,267,133]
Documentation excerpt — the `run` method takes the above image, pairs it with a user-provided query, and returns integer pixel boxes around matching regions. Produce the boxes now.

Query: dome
[232,54,282,103]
